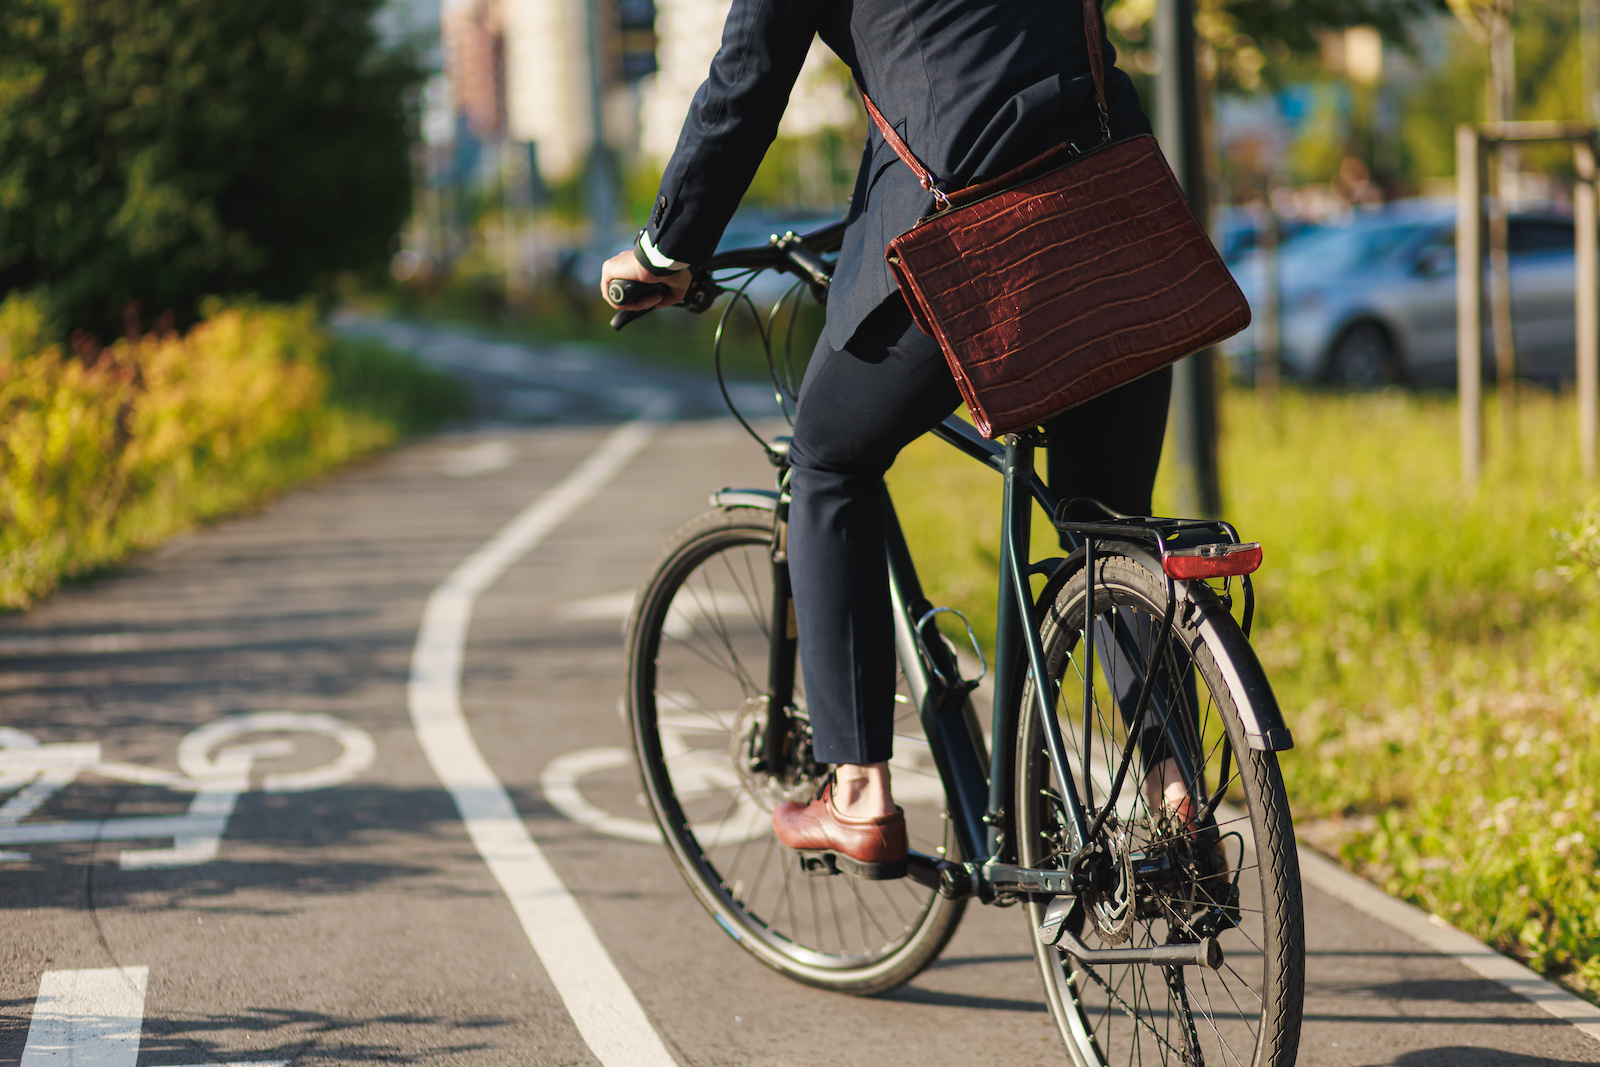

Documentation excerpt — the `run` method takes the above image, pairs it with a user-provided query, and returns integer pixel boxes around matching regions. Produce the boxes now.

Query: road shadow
[0,1003,510,1067]
[1370,1050,1600,1067]
[0,781,569,917]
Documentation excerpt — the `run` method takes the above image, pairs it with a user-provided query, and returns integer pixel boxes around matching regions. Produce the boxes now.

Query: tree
[1107,0,1450,92]
[0,0,421,337]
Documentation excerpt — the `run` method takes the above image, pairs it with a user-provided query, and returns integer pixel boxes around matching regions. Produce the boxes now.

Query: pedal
[797,850,841,877]
[796,849,907,881]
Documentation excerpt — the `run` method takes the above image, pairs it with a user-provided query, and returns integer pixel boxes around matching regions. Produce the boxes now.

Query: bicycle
[611,221,1306,1065]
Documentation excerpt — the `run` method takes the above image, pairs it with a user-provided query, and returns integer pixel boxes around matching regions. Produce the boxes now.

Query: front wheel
[626,506,964,995]
[1015,549,1304,1066]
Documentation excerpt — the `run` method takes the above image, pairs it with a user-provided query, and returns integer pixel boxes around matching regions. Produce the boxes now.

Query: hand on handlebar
[601,249,692,310]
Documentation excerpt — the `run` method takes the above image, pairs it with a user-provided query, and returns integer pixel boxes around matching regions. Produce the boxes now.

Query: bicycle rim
[627,508,963,994]
[1016,551,1304,1066]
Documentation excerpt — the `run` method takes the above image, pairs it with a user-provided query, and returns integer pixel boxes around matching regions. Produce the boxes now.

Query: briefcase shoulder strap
[860,0,1112,208]
[1079,0,1112,143]
[859,94,951,209]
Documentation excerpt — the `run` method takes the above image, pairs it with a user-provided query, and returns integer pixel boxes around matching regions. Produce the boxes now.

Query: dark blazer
[644,0,1150,352]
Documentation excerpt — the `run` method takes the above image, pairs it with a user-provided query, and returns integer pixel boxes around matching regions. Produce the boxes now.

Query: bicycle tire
[1015,548,1304,1066]
[627,506,965,994]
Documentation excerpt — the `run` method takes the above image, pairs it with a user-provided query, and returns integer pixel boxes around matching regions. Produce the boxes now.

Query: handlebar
[608,218,848,331]
[608,278,674,306]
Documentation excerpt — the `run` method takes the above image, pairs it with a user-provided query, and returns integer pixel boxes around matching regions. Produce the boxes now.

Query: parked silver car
[1224,201,1584,387]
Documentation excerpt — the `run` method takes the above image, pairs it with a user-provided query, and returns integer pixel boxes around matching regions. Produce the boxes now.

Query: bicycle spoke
[1021,556,1301,1065]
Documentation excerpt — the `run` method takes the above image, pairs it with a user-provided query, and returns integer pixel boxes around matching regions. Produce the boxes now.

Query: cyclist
[602,0,1172,872]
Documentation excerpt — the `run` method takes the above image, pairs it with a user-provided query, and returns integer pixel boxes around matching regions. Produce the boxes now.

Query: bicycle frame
[894,423,1110,873]
[683,227,1289,968]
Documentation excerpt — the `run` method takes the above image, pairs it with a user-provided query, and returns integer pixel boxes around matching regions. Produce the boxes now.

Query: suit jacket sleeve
[644,0,822,264]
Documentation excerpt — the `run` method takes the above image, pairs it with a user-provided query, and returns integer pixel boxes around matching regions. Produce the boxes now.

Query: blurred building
[425,0,855,187]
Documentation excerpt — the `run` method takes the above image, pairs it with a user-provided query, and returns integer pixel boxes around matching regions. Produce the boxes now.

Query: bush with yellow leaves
[0,294,464,608]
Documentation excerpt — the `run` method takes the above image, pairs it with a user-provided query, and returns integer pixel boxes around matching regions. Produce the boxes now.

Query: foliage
[0,293,465,609]
[888,388,1600,1004]
[321,333,471,435]
[1389,5,1582,186]
[0,0,421,338]
[1105,0,1448,93]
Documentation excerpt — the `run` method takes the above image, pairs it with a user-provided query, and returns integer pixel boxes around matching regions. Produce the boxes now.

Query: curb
[1296,842,1600,1045]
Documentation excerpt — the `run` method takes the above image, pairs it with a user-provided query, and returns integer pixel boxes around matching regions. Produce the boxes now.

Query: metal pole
[1457,124,1483,487]
[1577,136,1599,480]
[1487,7,1517,449]
[1155,0,1221,517]
[584,0,617,253]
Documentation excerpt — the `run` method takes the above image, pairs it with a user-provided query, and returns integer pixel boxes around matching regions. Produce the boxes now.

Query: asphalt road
[1,320,1597,1067]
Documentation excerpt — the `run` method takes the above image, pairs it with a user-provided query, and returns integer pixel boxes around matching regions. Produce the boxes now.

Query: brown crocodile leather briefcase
[867,0,1249,438]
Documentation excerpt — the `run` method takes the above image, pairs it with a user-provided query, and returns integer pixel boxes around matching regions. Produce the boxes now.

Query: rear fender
[710,488,780,511]
[1034,545,1293,753]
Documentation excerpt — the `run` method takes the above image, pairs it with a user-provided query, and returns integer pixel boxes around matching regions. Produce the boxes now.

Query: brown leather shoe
[772,783,909,880]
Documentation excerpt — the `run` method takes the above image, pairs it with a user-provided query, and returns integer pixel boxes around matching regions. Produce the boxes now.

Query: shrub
[0,292,464,608]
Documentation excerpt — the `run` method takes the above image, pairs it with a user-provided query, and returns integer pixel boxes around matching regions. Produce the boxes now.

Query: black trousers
[786,296,1172,765]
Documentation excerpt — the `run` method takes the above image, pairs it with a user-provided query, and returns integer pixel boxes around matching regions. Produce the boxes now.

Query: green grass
[887,386,1600,1003]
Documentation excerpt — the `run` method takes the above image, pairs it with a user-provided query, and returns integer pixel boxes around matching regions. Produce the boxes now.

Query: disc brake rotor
[730,696,824,812]
[1082,819,1136,944]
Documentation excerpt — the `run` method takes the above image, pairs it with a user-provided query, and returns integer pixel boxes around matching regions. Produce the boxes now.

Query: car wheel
[1326,323,1401,388]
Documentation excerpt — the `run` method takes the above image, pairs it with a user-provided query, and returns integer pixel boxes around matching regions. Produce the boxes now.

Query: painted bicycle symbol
[0,711,375,869]
[541,702,945,844]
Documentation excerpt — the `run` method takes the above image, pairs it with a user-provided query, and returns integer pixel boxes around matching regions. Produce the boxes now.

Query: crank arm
[919,859,1081,899]
[982,861,1078,895]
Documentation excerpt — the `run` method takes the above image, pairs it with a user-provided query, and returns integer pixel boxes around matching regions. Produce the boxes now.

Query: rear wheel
[1015,549,1304,1065]
[627,506,964,994]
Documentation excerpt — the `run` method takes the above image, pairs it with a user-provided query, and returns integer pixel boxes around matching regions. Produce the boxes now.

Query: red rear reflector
[1162,543,1262,580]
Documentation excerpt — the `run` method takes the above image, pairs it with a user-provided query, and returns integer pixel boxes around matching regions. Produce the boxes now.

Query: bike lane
[454,415,1600,1067]
[0,427,619,1067]
[0,318,1595,1066]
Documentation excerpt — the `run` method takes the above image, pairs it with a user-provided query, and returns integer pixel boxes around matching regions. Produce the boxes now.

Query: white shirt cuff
[638,230,688,272]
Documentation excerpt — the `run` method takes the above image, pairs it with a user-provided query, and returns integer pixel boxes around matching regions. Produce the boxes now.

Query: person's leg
[1044,366,1171,520]
[785,297,960,818]
[1042,368,1195,820]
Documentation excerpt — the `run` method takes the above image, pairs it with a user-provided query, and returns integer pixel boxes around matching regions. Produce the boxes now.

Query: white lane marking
[1296,845,1600,1044]
[408,401,679,1067]
[22,967,148,1067]
[443,440,515,477]
[556,590,637,622]
[0,633,143,655]
[0,712,374,868]
[21,966,288,1067]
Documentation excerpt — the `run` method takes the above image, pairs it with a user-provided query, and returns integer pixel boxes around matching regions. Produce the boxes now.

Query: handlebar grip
[607,278,673,306]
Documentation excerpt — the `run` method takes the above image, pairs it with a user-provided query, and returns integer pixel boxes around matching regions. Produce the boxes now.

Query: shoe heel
[835,854,908,881]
